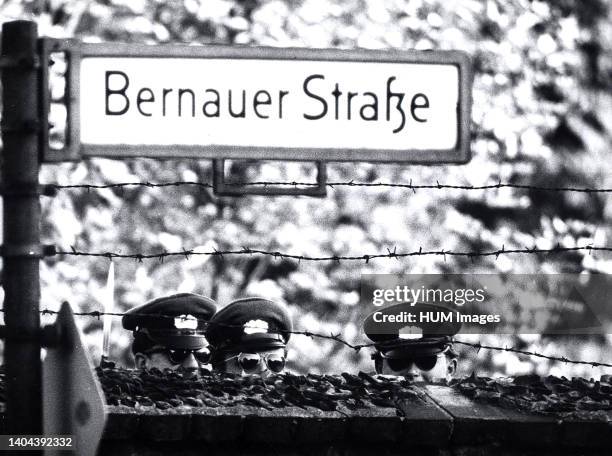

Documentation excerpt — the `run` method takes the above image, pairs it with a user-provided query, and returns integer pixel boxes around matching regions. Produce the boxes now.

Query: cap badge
[244,319,269,334]
[174,314,198,330]
[399,325,423,339]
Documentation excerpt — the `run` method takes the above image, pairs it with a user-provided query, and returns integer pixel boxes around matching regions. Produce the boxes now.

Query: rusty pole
[1,20,43,438]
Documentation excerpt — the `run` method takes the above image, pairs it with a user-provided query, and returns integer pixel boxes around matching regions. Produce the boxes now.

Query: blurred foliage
[0,0,611,377]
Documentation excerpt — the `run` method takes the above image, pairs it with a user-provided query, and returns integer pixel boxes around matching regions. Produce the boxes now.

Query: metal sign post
[1,20,43,440]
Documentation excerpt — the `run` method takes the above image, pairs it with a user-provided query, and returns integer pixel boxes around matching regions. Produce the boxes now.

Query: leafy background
[1,0,611,378]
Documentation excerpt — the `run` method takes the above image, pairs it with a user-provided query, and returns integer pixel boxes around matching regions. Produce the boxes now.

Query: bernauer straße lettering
[104,71,431,134]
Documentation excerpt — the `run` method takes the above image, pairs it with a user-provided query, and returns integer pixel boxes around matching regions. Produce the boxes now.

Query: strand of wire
[9,307,611,369]
[45,180,612,193]
[54,244,612,262]
[453,340,612,368]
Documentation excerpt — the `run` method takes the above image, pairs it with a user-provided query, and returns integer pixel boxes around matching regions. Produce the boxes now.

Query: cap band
[215,332,287,353]
[138,328,208,350]
[375,336,452,358]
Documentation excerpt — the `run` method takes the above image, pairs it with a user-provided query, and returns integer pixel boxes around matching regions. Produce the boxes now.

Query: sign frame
[41,39,473,164]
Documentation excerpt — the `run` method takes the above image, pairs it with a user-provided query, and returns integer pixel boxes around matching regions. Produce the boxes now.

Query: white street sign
[51,44,472,163]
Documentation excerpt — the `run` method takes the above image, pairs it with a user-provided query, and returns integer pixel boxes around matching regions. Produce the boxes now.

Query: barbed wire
[49,181,210,190]
[452,341,612,368]
[3,307,610,369]
[53,244,612,262]
[46,180,612,193]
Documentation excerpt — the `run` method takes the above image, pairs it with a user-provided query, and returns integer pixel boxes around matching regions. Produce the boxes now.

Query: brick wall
[97,385,612,456]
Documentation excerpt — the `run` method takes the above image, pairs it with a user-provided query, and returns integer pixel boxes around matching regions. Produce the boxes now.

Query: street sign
[43,41,472,163]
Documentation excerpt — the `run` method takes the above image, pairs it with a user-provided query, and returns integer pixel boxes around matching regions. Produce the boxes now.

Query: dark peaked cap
[363,302,461,357]
[206,297,292,352]
[122,293,217,350]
